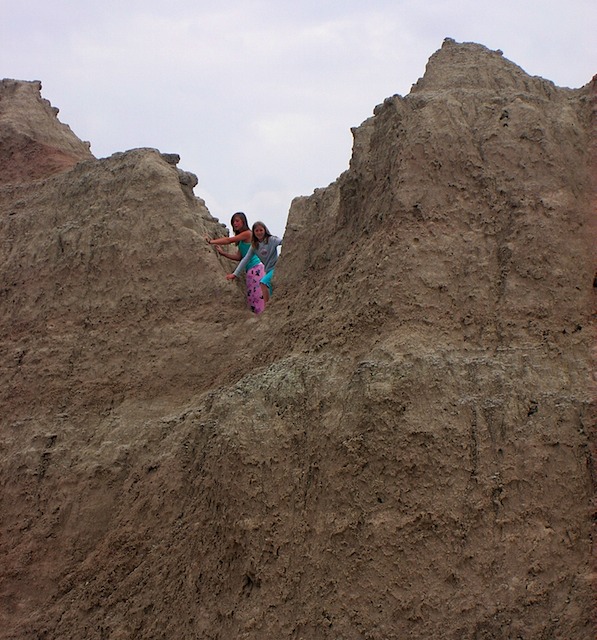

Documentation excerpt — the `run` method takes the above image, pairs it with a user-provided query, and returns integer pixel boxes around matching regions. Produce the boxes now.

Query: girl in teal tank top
[205,212,265,314]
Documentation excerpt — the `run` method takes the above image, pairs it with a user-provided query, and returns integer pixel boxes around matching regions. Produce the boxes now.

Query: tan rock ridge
[0,79,94,185]
[0,40,595,639]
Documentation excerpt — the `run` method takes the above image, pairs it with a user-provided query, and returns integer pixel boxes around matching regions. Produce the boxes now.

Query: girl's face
[232,215,244,232]
[253,225,266,242]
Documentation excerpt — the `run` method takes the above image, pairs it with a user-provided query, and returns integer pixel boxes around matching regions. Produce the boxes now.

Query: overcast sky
[1,0,594,236]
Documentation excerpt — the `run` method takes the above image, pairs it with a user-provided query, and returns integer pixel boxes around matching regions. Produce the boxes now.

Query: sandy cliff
[0,40,595,639]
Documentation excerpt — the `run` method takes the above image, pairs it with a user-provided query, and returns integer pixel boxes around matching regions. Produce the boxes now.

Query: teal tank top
[238,240,260,271]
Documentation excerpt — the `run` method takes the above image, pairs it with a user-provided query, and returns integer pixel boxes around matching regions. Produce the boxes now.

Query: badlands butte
[0,39,595,640]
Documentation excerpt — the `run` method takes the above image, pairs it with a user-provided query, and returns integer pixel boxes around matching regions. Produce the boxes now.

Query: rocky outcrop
[0,40,595,639]
[275,40,594,357]
[0,79,94,185]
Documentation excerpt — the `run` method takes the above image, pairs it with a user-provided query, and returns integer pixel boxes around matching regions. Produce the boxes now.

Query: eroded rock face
[0,41,595,640]
[276,40,594,356]
[0,79,94,185]
[0,145,245,423]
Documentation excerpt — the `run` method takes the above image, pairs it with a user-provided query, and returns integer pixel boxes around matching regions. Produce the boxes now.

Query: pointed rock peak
[0,78,94,185]
[412,39,557,94]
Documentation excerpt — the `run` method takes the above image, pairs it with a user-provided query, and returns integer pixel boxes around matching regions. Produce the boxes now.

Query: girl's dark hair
[251,221,272,249]
[230,212,250,243]
[231,212,249,232]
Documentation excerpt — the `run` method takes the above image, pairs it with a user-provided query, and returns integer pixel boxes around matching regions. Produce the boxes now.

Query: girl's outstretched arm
[205,229,251,246]
[215,246,241,261]
[232,246,255,277]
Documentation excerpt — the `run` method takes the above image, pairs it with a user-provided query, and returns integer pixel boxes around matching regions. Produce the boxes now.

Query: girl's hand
[225,273,236,281]
[205,235,212,244]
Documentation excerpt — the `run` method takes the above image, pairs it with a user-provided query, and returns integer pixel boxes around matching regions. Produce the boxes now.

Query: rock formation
[0,79,93,185]
[0,40,595,639]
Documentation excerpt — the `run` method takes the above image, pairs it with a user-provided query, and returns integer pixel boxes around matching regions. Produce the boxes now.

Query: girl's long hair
[230,212,250,244]
[251,221,272,249]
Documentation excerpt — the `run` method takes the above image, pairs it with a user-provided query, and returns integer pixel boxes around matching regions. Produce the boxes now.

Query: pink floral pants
[246,264,265,314]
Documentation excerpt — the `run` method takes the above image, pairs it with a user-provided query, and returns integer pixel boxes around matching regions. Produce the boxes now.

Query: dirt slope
[0,40,595,639]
